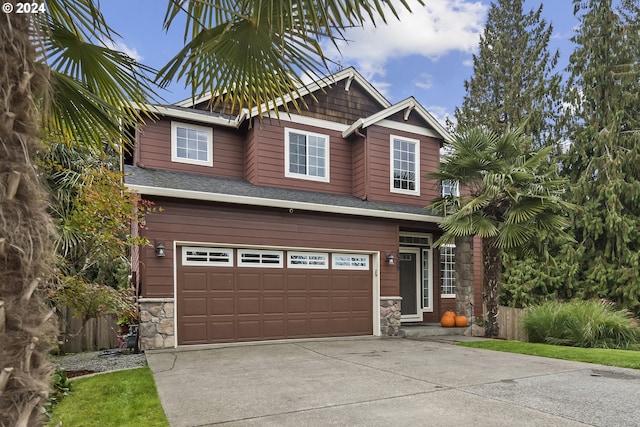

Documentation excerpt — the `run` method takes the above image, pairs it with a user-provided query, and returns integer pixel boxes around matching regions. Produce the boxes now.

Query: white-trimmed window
[285,128,329,182]
[238,249,284,267]
[183,247,233,266]
[440,244,456,297]
[332,254,369,270]
[442,180,459,197]
[288,252,329,269]
[390,135,420,195]
[171,121,213,167]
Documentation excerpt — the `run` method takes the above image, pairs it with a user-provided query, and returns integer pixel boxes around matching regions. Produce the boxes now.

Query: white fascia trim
[377,120,442,139]
[127,184,442,223]
[412,101,453,143]
[342,97,453,143]
[146,105,243,128]
[174,93,217,108]
[262,112,349,132]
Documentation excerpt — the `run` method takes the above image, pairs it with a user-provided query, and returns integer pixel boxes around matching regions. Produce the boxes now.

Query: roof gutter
[126,184,442,224]
[138,104,245,129]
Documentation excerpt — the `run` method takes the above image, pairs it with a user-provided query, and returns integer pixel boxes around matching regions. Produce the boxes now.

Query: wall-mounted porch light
[386,253,395,266]
[155,242,166,257]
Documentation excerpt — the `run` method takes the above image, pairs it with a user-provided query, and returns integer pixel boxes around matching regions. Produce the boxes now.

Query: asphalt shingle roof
[124,165,440,220]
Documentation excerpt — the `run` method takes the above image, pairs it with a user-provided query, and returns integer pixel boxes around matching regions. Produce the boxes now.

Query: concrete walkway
[147,337,640,426]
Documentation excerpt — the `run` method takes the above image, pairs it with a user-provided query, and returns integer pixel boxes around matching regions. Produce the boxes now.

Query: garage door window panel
[238,249,284,267]
[288,252,329,269]
[332,254,369,270]
[183,247,233,266]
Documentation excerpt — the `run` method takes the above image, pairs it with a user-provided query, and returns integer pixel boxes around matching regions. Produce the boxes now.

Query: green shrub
[523,300,640,349]
[43,368,72,419]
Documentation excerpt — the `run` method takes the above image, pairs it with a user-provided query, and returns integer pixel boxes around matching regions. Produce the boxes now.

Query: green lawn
[459,340,640,369]
[48,367,169,427]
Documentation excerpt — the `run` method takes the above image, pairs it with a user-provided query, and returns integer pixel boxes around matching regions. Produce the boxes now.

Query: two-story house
[124,68,482,350]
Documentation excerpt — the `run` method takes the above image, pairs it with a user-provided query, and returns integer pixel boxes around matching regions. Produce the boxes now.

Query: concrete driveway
[147,337,640,426]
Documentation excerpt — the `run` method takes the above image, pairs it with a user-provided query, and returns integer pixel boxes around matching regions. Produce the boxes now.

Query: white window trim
[332,253,370,270]
[238,249,284,268]
[422,248,434,311]
[182,247,233,266]
[287,252,329,269]
[389,135,420,196]
[284,127,330,183]
[442,180,460,197]
[171,121,213,167]
[440,244,456,298]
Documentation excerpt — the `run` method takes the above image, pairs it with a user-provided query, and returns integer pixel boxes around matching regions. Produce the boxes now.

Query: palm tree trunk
[0,10,57,426]
[482,238,502,337]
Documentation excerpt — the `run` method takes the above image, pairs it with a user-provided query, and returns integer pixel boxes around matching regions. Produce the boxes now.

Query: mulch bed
[66,370,97,378]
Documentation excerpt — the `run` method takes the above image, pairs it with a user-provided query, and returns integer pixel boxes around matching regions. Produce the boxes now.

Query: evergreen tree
[560,0,640,313]
[455,0,561,148]
[453,0,564,313]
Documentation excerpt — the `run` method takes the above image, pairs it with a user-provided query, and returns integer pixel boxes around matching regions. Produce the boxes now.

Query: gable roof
[174,67,391,114]
[124,165,442,224]
[162,67,452,142]
[342,97,452,143]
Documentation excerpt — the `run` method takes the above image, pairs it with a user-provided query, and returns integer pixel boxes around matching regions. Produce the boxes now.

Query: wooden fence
[497,306,528,341]
[56,307,119,353]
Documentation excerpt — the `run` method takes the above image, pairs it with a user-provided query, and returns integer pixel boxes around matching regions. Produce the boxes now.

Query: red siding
[139,198,402,298]
[136,118,245,179]
[244,125,258,183]
[249,119,354,195]
[352,138,366,198]
[364,125,441,207]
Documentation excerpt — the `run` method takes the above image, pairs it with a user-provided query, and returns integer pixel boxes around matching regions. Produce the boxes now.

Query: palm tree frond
[40,18,162,148]
[496,222,535,248]
[158,0,420,114]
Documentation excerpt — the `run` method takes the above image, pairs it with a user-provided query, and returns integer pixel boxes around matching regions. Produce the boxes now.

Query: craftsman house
[124,68,481,350]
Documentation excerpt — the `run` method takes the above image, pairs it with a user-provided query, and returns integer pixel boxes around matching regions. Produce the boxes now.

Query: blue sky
[99,1,579,125]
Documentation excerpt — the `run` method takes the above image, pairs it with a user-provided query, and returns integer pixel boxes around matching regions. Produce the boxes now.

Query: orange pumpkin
[440,313,456,327]
[442,310,456,318]
[455,315,468,327]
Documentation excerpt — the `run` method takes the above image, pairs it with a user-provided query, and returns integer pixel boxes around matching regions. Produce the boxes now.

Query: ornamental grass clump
[523,300,640,349]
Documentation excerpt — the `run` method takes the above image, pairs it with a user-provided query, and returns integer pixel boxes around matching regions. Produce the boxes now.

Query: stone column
[139,298,175,350]
[455,235,474,318]
[380,297,402,336]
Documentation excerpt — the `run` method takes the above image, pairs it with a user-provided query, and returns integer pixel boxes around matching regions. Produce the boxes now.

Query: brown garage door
[177,247,373,344]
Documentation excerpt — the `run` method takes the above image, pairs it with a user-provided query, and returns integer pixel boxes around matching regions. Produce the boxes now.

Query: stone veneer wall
[139,298,175,350]
[455,235,475,318]
[380,297,402,336]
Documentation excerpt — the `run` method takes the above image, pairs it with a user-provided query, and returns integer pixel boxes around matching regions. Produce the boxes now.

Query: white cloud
[321,0,487,80]
[425,104,454,128]
[462,58,474,67]
[103,39,144,62]
[370,79,392,98]
[414,73,433,90]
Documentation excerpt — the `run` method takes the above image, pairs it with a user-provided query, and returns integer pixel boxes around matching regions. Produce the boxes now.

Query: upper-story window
[390,135,420,195]
[441,180,459,197]
[284,128,330,182]
[171,121,213,167]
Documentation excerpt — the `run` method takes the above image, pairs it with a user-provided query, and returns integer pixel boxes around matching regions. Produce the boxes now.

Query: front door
[399,248,421,321]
